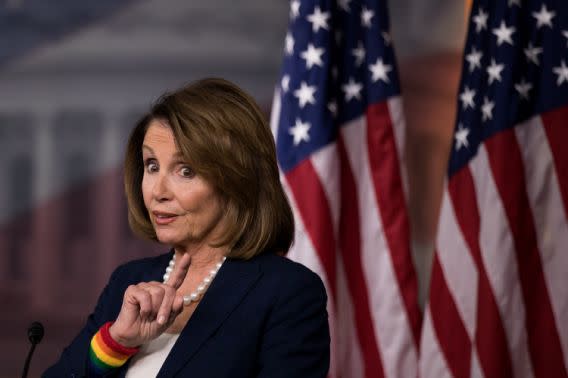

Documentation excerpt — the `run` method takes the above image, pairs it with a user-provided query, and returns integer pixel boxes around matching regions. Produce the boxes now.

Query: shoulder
[251,253,330,376]
[255,253,319,279]
[253,253,327,300]
[254,252,315,275]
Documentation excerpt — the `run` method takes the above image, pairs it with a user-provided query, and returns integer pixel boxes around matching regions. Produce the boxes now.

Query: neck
[171,245,228,302]
[173,244,227,271]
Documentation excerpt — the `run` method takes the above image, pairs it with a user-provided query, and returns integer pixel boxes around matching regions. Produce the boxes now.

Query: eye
[144,159,159,173]
[179,166,195,178]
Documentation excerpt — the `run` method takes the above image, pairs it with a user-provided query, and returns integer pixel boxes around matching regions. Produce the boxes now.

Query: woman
[43,78,330,377]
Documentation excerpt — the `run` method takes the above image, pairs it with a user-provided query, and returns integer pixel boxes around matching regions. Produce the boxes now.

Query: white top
[125,333,180,378]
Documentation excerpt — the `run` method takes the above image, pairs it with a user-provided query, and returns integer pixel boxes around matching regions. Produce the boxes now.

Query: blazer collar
[145,250,175,282]
[156,255,262,378]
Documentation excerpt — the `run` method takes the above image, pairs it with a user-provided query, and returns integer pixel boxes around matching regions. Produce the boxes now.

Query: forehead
[142,120,184,157]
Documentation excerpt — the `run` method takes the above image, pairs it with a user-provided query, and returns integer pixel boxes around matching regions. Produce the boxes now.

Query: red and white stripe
[420,110,568,378]
[272,91,421,378]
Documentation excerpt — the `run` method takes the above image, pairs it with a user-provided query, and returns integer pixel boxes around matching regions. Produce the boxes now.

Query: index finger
[165,253,191,289]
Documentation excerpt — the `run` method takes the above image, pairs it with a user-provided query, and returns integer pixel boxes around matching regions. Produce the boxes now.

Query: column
[31,111,59,310]
[95,111,124,291]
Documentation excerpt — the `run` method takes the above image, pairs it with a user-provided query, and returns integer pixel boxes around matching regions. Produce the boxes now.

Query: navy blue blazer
[43,251,330,377]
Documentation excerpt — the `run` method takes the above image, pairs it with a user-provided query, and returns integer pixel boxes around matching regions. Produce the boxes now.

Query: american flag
[270,0,421,376]
[420,1,568,377]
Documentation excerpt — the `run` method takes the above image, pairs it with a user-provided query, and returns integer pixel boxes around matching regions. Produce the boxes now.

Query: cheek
[178,192,207,213]
[179,188,221,217]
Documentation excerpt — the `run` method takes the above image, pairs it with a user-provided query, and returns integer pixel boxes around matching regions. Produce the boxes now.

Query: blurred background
[0,0,465,376]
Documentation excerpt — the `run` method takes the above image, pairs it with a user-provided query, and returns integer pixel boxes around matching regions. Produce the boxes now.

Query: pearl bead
[165,255,226,306]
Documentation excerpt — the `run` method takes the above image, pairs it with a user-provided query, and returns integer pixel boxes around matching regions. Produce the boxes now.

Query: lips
[152,211,178,225]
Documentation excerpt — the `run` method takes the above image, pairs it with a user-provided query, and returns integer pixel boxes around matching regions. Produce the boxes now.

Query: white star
[455,124,470,151]
[285,33,294,55]
[290,0,300,20]
[487,59,505,85]
[532,4,555,28]
[515,79,532,100]
[293,81,317,108]
[472,8,488,33]
[361,7,374,28]
[553,60,568,86]
[352,42,365,66]
[508,0,520,7]
[481,97,494,122]
[524,43,542,65]
[382,31,392,46]
[460,86,476,110]
[563,30,568,47]
[465,47,483,72]
[307,6,330,32]
[338,0,351,12]
[328,101,338,116]
[492,21,515,46]
[301,44,325,69]
[369,58,392,83]
[342,78,363,102]
[281,75,290,93]
[289,118,311,146]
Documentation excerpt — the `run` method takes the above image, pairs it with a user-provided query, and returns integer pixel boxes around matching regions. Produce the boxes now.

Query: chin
[154,231,183,245]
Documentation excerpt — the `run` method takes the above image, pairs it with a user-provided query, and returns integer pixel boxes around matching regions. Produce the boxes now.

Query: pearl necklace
[163,254,226,306]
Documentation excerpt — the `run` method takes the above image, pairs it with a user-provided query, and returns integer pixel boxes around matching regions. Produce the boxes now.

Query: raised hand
[109,253,191,348]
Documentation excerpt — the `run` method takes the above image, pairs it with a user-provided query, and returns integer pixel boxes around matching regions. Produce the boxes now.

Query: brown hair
[124,78,294,259]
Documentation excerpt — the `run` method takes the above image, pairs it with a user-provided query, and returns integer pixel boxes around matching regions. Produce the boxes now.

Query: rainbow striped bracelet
[89,322,140,374]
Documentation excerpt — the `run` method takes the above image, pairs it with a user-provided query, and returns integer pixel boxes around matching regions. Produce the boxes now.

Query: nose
[152,173,172,202]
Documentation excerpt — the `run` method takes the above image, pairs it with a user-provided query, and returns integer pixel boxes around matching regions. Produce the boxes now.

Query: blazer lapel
[157,257,262,378]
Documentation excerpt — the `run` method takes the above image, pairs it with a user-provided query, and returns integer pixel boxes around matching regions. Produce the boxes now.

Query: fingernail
[158,315,166,324]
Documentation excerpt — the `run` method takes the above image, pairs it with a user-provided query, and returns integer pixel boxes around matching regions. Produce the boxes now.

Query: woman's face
[141,119,225,249]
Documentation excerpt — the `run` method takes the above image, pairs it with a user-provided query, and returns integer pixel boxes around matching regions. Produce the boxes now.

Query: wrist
[102,322,140,352]
[108,322,135,348]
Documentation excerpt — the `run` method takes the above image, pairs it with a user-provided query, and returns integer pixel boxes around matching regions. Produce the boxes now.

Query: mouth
[152,211,178,225]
